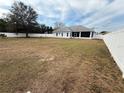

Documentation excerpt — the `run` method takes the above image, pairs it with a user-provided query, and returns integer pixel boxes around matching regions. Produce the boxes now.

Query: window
[56,33,58,36]
[67,33,68,37]
[81,32,90,37]
[61,33,63,37]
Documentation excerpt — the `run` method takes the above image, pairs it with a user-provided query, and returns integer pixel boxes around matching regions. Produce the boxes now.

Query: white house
[53,25,96,39]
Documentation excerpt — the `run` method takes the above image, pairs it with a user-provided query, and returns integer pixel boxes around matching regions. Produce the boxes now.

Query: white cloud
[81,0,124,31]
[0,0,13,6]
[0,0,124,31]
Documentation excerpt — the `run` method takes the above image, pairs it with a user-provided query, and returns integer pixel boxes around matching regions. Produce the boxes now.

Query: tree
[0,19,7,32]
[54,22,65,29]
[49,27,53,34]
[40,24,46,33]
[100,31,109,35]
[7,1,38,37]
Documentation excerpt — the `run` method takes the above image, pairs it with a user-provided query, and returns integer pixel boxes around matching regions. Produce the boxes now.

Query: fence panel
[103,30,124,77]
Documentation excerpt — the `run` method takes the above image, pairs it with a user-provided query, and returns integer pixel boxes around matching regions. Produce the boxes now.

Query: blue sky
[0,0,124,32]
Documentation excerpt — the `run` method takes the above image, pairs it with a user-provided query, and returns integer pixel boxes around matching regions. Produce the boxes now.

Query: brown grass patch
[0,38,124,93]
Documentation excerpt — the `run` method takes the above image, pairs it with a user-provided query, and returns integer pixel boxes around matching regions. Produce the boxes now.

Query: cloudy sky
[0,0,124,32]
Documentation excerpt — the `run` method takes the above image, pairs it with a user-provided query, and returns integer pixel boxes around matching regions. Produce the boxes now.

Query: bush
[0,34,7,38]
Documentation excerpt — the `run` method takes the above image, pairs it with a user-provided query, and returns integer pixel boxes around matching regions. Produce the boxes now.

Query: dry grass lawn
[0,38,124,93]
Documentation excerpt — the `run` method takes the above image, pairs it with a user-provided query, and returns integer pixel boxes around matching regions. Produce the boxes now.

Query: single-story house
[53,25,96,39]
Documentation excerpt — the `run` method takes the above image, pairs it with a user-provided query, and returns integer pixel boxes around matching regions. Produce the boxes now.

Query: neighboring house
[53,25,96,39]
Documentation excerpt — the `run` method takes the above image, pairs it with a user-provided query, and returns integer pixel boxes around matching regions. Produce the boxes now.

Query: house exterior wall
[103,30,124,78]
[53,31,96,39]
[53,32,71,38]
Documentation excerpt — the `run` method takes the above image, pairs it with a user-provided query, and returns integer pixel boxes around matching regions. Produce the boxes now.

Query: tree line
[0,1,53,37]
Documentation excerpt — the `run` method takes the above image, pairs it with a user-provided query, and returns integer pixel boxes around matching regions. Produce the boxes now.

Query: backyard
[0,38,124,93]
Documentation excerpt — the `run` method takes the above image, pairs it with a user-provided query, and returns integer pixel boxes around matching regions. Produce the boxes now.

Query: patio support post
[79,32,81,38]
[70,32,72,38]
[90,32,93,39]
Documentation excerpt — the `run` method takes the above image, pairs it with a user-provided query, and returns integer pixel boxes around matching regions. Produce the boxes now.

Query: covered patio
[53,25,95,39]
[71,31,93,38]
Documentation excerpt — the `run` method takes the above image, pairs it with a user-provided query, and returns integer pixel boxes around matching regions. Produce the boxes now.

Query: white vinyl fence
[103,30,124,77]
[0,32,55,38]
